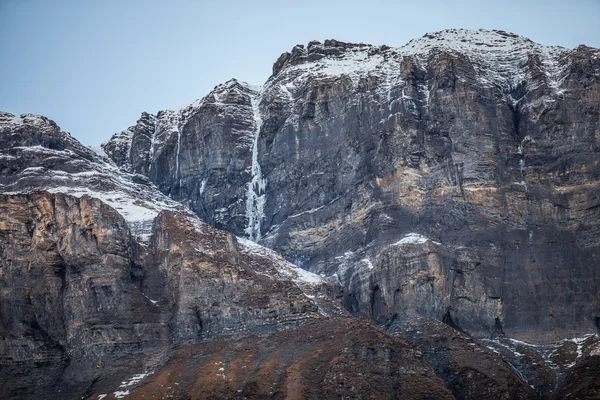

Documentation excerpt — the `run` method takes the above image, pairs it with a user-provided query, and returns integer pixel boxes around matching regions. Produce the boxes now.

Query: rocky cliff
[0,114,348,398]
[1,28,599,399]
[104,29,600,344]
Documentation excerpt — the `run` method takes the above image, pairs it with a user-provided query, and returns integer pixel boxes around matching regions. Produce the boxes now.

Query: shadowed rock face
[481,332,600,398]
[391,317,535,400]
[105,29,600,345]
[0,114,536,399]
[0,192,156,399]
[553,336,600,399]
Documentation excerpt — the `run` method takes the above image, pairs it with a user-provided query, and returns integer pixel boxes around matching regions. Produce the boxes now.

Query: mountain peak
[0,111,61,135]
[270,29,573,79]
[400,28,561,55]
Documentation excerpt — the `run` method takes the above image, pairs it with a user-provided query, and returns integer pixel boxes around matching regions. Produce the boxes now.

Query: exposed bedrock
[105,30,600,344]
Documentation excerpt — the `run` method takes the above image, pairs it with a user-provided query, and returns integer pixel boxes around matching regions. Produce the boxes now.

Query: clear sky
[1,0,599,146]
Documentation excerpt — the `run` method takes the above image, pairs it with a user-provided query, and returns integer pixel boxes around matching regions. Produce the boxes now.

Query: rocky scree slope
[104,28,600,345]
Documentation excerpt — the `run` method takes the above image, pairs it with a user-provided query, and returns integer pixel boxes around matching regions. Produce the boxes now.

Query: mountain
[1,29,599,399]
[104,28,600,341]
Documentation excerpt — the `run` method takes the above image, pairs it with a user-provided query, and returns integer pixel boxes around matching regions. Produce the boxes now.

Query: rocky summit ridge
[1,29,600,399]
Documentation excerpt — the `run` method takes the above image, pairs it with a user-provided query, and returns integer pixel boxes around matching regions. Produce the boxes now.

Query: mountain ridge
[99,27,600,343]
[1,28,600,398]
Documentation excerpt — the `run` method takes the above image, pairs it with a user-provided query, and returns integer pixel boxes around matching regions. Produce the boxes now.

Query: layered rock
[0,113,348,398]
[104,29,600,347]
[0,111,187,240]
[102,81,258,236]
[2,28,599,399]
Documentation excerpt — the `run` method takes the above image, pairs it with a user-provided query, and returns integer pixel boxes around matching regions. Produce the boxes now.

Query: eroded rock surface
[391,317,535,400]
[2,28,599,399]
[105,29,600,346]
[0,192,340,399]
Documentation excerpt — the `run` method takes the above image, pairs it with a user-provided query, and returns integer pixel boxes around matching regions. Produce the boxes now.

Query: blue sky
[1,0,599,146]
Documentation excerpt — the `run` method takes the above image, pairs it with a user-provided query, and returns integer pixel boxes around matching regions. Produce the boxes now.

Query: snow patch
[89,145,108,158]
[361,259,374,270]
[120,372,152,388]
[394,233,437,246]
[238,237,324,286]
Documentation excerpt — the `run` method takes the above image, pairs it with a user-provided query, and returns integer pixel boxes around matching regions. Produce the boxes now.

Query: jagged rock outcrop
[0,111,187,239]
[0,115,348,398]
[104,29,600,347]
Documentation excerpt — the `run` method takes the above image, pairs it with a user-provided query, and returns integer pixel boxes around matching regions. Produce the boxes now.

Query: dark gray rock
[104,30,600,347]
[0,191,341,399]
[391,317,535,400]
[3,28,599,399]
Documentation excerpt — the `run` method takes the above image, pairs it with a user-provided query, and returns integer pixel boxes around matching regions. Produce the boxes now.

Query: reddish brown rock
[104,318,455,400]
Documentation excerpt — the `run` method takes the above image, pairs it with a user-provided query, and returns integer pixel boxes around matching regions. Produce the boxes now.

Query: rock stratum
[1,29,599,399]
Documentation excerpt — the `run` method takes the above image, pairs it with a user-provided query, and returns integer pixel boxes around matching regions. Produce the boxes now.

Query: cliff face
[0,191,346,399]
[0,120,459,399]
[2,28,600,399]
[104,29,600,344]
[0,114,348,398]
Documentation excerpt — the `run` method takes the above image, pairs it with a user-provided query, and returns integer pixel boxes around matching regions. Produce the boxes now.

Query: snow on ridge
[237,237,324,286]
[504,333,597,349]
[393,233,440,246]
[103,78,262,171]
[15,181,180,241]
[0,112,59,133]
[482,333,598,374]
[400,28,566,55]
[1,135,184,241]
[104,29,582,165]
[267,29,573,103]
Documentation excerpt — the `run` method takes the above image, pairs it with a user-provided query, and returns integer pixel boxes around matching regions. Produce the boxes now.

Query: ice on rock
[244,86,267,242]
